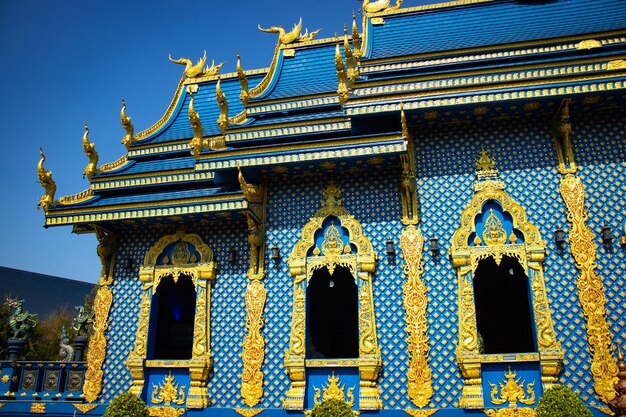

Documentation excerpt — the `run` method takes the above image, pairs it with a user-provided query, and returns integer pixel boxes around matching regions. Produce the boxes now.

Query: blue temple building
[5,0,625,415]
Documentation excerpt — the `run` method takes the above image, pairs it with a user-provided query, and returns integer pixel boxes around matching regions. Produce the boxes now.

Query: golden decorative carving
[216,76,229,134]
[400,106,419,225]
[335,44,350,105]
[552,100,618,402]
[259,18,302,45]
[352,12,362,59]
[489,367,535,406]
[607,59,626,71]
[0,375,8,384]
[83,285,113,403]
[404,410,438,417]
[576,39,601,50]
[451,152,563,408]
[30,403,46,413]
[234,409,264,417]
[188,93,204,158]
[484,409,535,417]
[169,51,223,79]
[363,0,403,13]
[96,227,116,285]
[121,98,135,149]
[237,52,250,106]
[73,403,98,413]
[400,224,433,407]
[238,167,263,203]
[128,230,216,409]
[241,280,267,406]
[82,122,99,181]
[285,181,381,411]
[344,26,359,87]
[148,406,185,417]
[37,147,56,212]
[152,372,186,406]
[313,372,355,406]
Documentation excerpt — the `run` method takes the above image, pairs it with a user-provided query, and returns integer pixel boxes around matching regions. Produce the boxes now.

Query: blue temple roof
[365,0,626,60]
[93,156,195,179]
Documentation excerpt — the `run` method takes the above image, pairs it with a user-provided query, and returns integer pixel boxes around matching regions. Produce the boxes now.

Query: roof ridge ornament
[37,147,56,212]
[343,25,359,87]
[352,11,362,59]
[258,18,320,45]
[168,50,224,79]
[363,0,403,14]
[335,43,350,105]
[188,93,204,158]
[120,98,135,150]
[216,76,229,134]
[236,51,250,106]
[82,121,99,181]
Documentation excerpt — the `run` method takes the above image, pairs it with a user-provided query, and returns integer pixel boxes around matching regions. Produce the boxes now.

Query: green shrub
[311,398,354,417]
[103,392,149,417]
[535,385,592,417]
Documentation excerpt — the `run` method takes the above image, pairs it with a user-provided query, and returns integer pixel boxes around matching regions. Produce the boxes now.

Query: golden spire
[188,93,204,158]
[343,25,359,87]
[335,43,349,105]
[82,121,99,181]
[236,51,250,106]
[120,98,135,150]
[352,11,362,59]
[168,51,223,79]
[37,147,56,212]
[216,76,229,134]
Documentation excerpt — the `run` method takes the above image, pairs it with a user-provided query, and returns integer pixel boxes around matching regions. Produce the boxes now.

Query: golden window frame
[125,230,217,409]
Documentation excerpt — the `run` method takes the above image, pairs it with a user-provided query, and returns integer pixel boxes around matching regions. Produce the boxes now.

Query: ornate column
[552,99,618,402]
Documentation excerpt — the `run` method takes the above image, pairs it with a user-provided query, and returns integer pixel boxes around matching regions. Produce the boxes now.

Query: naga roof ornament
[335,43,349,105]
[236,51,250,106]
[343,25,359,87]
[120,98,135,150]
[362,0,403,14]
[168,50,224,79]
[216,76,229,134]
[351,11,362,59]
[188,93,204,158]
[37,147,56,213]
[258,18,321,45]
[82,121,99,181]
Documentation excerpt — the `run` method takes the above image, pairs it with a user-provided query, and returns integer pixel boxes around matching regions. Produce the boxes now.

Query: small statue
[37,147,56,212]
[121,98,135,150]
[245,213,266,277]
[96,228,116,284]
[169,51,223,79]
[82,121,99,181]
[58,326,75,362]
[6,298,38,341]
[72,305,95,336]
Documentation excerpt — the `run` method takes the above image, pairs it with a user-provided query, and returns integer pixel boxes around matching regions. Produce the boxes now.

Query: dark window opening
[307,265,359,359]
[473,255,535,354]
[152,274,196,359]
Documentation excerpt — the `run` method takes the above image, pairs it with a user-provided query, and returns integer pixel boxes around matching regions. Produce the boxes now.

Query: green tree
[103,392,149,417]
[0,300,12,359]
[535,385,592,417]
[311,398,354,417]
[25,304,75,361]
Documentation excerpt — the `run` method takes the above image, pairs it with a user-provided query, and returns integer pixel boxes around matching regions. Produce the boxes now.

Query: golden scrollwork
[241,280,267,406]
[188,93,204,158]
[362,0,403,14]
[484,409,535,417]
[284,181,381,411]
[313,372,355,406]
[83,285,113,403]
[488,367,535,406]
[451,152,563,408]
[121,98,135,149]
[400,224,433,407]
[37,147,56,212]
[234,409,264,417]
[73,403,98,413]
[552,100,618,402]
[404,410,438,417]
[576,39,601,50]
[82,122,99,181]
[148,406,186,417]
[335,44,350,105]
[169,51,223,79]
[237,52,250,106]
[152,372,186,406]
[30,403,46,413]
[216,77,229,134]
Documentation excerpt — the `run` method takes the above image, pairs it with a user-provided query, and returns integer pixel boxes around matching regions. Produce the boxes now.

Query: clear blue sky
[0,0,421,283]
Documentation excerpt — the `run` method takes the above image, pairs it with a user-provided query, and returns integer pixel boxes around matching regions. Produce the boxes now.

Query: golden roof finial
[188,93,204,158]
[343,25,358,87]
[258,18,303,45]
[335,44,349,105]
[216,76,229,134]
[82,121,99,181]
[169,51,223,79]
[120,98,135,150]
[37,147,56,212]
[352,11,362,59]
[236,51,250,106]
